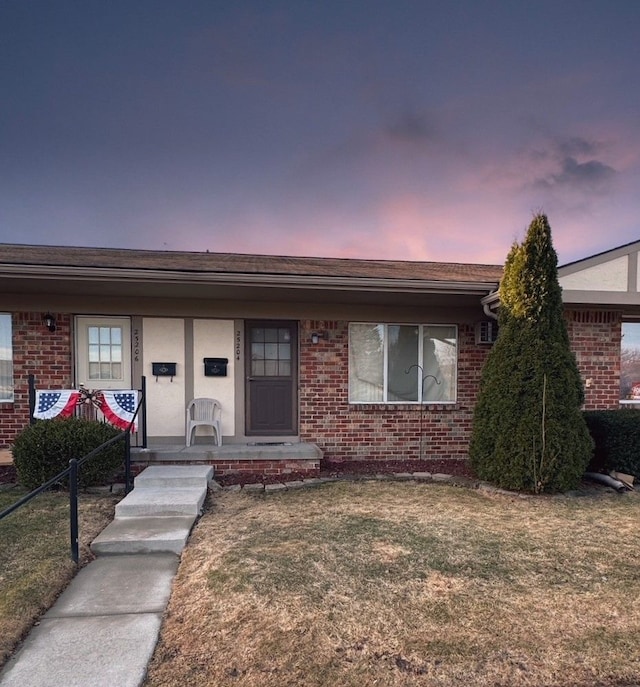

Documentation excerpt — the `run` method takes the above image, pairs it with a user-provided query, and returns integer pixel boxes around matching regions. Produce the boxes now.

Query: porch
[131,442,323,481]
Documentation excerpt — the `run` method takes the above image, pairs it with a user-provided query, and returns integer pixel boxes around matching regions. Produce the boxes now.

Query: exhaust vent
[475,321,499,345]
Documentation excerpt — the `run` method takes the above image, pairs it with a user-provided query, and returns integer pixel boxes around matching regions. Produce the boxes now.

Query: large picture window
[349,323,457,403]
[0,313,13,402]
[621,322,640,402]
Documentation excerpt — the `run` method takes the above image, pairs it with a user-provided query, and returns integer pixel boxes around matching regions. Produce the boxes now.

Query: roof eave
[0,264,500,295]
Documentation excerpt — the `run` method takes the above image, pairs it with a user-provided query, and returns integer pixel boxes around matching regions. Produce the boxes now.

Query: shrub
[584,410,640,478]
[12,418,124,490]
[470,214,593,492]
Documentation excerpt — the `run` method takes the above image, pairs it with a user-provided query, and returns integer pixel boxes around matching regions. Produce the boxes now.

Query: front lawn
[0,487,119,666]
[144,481,640,687]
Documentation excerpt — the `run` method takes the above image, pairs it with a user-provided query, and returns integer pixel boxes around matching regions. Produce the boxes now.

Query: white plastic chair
[186,398,222,447]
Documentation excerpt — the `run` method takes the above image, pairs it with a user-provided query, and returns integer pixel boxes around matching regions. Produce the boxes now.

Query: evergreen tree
[470,214,593,492]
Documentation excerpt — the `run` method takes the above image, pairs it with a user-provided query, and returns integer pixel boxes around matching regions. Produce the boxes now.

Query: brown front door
[245,320,297,435]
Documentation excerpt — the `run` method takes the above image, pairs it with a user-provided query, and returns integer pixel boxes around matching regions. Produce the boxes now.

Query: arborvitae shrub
[470,214,593,492]
[584,410,640,478]
[12,417,124,490]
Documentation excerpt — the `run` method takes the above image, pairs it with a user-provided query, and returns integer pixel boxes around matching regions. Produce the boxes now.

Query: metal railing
[0,396,143,564]
[28,375,148,449]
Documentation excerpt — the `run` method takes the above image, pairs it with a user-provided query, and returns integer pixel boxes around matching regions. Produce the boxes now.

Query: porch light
[311,331,327,344]
[43,312,56,332]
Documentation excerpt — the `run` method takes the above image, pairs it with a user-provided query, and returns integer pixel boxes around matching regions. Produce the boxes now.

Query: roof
[0,243,503,284]
[0,243,503,311]
[559,239,640,273]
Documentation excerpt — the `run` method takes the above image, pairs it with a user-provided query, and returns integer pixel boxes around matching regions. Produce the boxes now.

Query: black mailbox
[152,362,177,377]
[204,357,228,377]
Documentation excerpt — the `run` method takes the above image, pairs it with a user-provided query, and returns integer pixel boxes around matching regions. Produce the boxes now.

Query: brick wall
[0,312,73,448]
[565,309,622,409]
[299,319,492,461]
[1,308,626,460]
[299,312,624,462]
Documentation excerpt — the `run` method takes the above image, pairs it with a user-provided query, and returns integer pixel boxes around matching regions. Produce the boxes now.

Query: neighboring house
[0,241,638,474]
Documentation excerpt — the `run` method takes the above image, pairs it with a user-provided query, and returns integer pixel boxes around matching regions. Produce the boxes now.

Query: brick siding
[0,312,73,447]
[565,309,622,410]
[299,320,492,461]
[300,313,625,462]
[1,310,626,462]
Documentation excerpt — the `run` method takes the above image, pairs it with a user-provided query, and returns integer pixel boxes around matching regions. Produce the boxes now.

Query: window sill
[349,403,459,412]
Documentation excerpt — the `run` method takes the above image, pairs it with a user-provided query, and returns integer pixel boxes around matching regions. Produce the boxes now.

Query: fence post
[141,375,148,448]
[69,459,79,565]
[29,374,36,425]
[124,431,132,494]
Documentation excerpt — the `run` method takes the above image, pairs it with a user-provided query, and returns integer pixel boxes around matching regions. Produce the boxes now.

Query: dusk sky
[1,1,639,266]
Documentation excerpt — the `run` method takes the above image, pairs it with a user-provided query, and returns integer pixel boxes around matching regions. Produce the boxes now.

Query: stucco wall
[193,319,235,438]
[560,257,628,292]
[143,317,186,438]
[142,317,235,441]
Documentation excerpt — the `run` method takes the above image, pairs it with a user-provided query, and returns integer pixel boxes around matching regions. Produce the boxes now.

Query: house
[0,240,638,477]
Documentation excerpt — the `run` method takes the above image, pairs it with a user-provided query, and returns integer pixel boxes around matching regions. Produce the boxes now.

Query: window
[620,322,640,402]
[0,314,13,402]
[88,325,123,380]
[76,317,131,388]
[250,326,292,377]
[349,323,457,403]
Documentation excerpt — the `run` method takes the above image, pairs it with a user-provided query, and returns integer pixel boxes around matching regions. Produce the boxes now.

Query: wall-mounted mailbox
[152,362,177,381]
[204,357,228,377]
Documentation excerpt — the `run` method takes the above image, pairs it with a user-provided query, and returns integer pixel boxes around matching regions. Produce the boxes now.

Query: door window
[250,327,292,377]
[88,325,123,380]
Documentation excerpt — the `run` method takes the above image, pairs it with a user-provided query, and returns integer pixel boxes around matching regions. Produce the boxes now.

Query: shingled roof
[0,244,503,284]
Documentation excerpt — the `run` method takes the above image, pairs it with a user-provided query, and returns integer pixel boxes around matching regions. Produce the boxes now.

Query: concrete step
[134,464,213,489]
[91,516,197,555]
[115,486,207,518]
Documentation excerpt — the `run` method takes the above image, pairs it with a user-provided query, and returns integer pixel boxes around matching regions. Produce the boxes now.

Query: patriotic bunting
[34,390,81,420]
[100,390,139,431]
[33,388,139,431]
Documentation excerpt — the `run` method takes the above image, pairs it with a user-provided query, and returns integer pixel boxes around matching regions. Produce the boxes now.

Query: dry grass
[0,486,119,666]
[145,482,640,687]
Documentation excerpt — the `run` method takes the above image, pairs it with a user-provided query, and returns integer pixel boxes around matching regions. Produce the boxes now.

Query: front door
[245,320,297,435]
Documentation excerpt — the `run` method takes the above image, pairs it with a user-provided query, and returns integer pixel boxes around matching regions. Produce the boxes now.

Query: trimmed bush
[584,410,640,478]
[12,418,124,490]
[470,214,593,492]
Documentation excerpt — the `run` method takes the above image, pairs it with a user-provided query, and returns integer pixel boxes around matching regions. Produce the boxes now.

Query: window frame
[348,322,458,405]
[0,313,13,403]
[620,320,640,405]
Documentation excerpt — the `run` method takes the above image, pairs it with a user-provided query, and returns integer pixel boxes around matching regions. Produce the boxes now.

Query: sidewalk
[0,465,212,687]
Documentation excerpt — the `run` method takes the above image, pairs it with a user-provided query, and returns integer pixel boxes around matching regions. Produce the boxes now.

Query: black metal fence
[0,388,144,563]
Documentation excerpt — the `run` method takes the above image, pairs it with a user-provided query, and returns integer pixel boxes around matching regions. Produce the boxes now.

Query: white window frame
[348,323,458,404]
[0,313,13,403]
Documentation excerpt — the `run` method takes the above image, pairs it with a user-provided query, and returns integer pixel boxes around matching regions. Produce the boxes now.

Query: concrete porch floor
[131,442,322,463]
[131,443,323,480]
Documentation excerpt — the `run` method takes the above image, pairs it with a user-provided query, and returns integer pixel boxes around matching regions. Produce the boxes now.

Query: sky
[1,1,640,266]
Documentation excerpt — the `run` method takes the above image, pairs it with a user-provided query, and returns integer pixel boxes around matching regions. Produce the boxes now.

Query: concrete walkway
[0,465,212,687]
